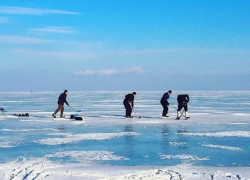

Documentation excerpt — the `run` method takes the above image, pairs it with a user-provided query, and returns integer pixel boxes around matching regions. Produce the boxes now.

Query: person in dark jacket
[160,90,172,118]
[176,94,190,120]
[52,90,69,118]
[123,92,136,118]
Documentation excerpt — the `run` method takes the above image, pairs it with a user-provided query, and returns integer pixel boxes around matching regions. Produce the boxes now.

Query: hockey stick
[170,104,177,110]
[129,103,140,119]
[69,105,82,112]
[170,104,185,118]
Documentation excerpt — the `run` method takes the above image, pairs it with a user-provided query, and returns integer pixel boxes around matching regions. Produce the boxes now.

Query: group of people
[52,90,190,120]
[123,90,190,120]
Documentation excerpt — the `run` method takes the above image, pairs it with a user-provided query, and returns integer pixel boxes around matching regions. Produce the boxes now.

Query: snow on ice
[0,91,250,179]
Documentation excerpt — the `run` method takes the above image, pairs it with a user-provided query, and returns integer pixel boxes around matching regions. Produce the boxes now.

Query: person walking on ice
[176,94,190,120]
[160,90,172,118]
[52,90,70,118]
[123,92,136,118]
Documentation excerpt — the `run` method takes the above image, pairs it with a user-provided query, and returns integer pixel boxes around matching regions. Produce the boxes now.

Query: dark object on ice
[70,114,78,119]
[70,114,83,121]
[75,116,83,121]
[1,108,5,115]
[13,113,29,117]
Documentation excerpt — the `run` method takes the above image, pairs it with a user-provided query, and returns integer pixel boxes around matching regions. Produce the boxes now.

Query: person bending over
[123,92,136,118]
[176,94,190,120]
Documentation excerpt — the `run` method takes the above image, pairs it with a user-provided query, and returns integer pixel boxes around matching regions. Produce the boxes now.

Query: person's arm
[125,95,129,104]
[166,94,169,105]
[128,95,134,107]
[186,95,189,103]
[64,94,69,106]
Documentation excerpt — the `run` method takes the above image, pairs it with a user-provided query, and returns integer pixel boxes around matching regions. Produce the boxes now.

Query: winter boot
[176,111,180,120]
[126,116,133,119]
[185,111,190,120]
[162,115,169,119]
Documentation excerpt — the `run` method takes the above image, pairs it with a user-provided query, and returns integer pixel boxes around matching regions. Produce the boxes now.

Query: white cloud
[0,35,50,44]
[0,6,80,15]
[14,49,95,60]
[74,66,145,76]
[29,26,78,34]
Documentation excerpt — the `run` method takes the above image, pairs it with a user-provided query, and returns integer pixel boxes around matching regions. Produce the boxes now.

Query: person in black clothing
[176,94,190,120]
[123,92,136,118]
[160,90,172,118]
[52,90,69,118]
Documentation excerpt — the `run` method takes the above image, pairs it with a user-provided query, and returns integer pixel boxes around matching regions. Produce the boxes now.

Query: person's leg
[124,102,130,117]
[161,101,166,116]
[53,104,61,115]
[177,104,183,112]
[184,104,189,119]
[165,105,169,115]
[127,103,132,117]
[161,101,168,117]
[124,102,127,117]
[176,104,183,120]
[60,104,64,117]
[184,104,188,111]
[129,105,132,117]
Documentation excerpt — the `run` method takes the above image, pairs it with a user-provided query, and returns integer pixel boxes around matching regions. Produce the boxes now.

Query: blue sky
[0,0,250,91]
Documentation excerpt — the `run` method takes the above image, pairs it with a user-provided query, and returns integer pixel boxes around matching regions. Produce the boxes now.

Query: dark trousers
[161,100,169,116]
[123,101,132,117]
[177,104,188,111]
[54,104,64,115]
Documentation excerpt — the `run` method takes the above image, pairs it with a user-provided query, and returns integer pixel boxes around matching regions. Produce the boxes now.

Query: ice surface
[178,131,250,137]
[46,151,129,161]
[0,91,250,179]
[36,132,139,145]
[201,144,243,151]
[159,154,210,161]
